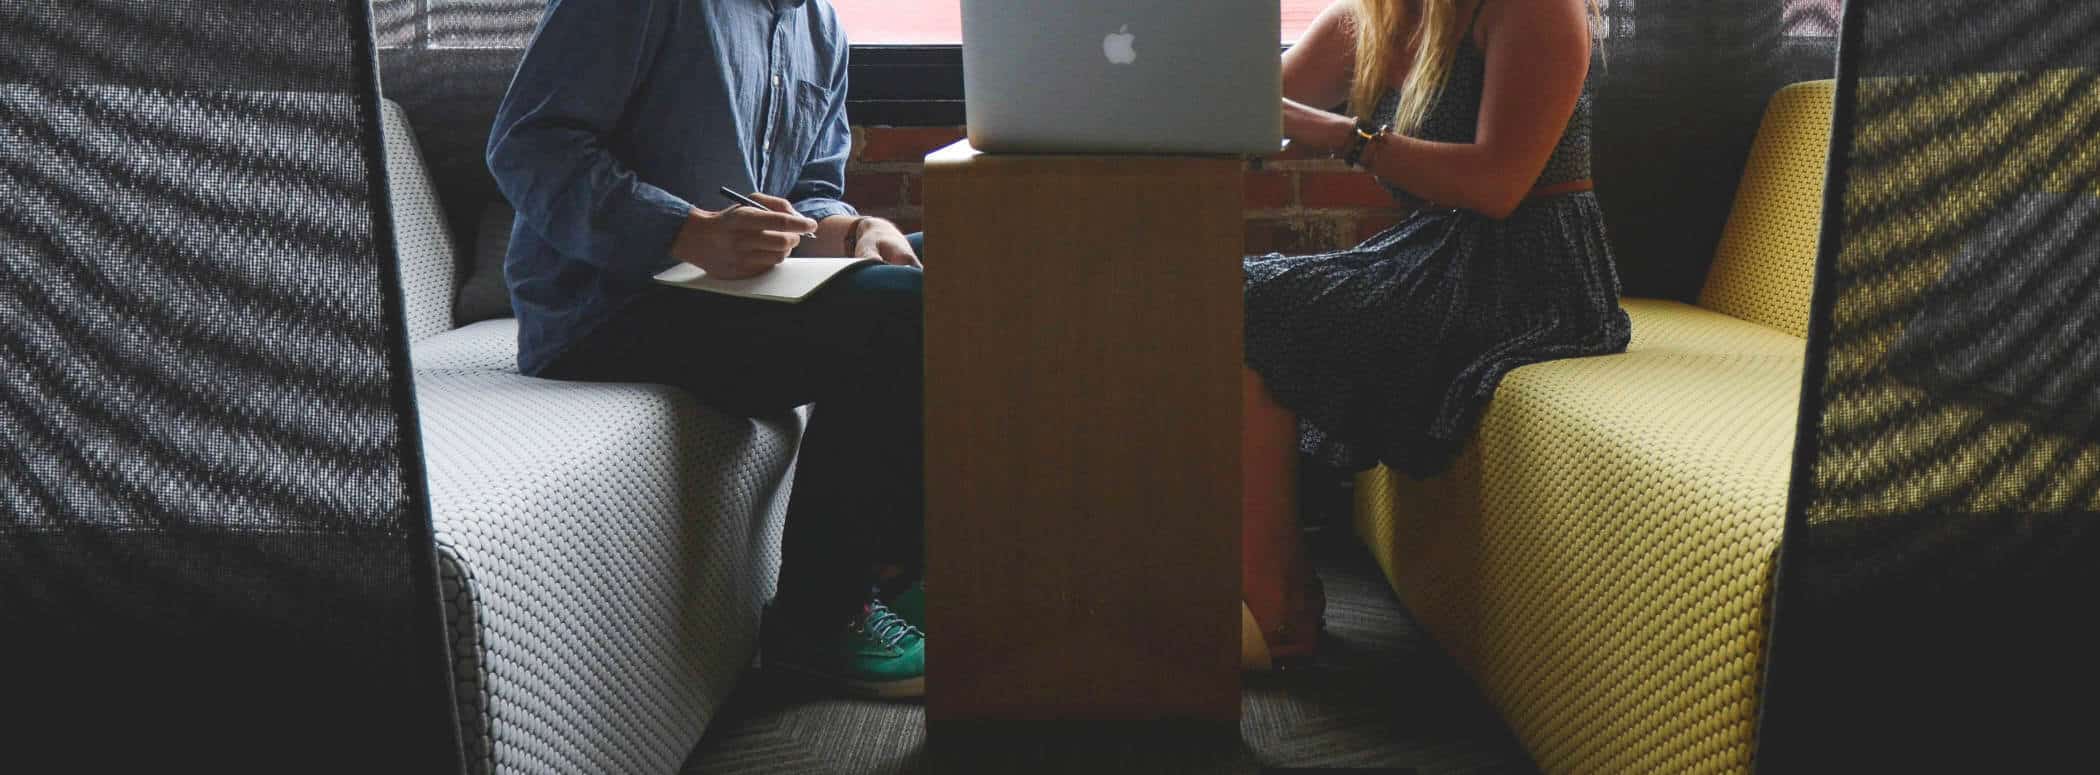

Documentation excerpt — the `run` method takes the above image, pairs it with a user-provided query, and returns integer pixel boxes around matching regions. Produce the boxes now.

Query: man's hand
[669,193,819,280]
[851,218,921,269]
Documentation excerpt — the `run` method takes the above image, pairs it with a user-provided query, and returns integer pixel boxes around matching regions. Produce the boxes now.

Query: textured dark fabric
[1759,1,2100,770]
[0,1,458,769]
[1245,34,1631,476]
[1590,0,1839,301]
[456,201,517,323]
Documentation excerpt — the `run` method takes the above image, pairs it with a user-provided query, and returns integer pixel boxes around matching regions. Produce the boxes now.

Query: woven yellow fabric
[1355,301,1803,774]
[1353,80,1839,772]
[1698,80,1835,337]
[1622,298,1803,357]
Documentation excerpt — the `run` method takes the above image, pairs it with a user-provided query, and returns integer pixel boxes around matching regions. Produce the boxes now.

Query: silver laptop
[962,0,1282,155]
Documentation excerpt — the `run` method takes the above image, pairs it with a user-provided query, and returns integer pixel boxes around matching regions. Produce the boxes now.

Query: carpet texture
[683,527,1537,774]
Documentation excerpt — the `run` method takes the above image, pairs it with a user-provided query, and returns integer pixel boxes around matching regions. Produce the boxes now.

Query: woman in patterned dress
[1241,0,1629,666]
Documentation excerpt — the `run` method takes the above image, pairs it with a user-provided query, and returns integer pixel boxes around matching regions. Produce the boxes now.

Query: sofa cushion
[1355,299,1803,774]
[1622,297,1804,357]
[381,99,459,344]
[413,318,522,373]
[415,367,799,774]
[1698,80,1835,338]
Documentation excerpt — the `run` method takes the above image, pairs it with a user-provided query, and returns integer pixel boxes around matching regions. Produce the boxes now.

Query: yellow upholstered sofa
[1353,80,1834,774]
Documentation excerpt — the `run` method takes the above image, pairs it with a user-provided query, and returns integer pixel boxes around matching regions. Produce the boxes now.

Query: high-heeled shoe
[1240,576,1326,670]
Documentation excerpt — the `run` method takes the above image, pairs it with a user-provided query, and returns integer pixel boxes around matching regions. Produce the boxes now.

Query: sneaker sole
[770,660,925,700]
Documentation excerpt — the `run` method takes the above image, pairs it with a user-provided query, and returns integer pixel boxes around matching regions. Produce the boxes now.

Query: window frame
[847,42,1304,127]
[847,44,964,126]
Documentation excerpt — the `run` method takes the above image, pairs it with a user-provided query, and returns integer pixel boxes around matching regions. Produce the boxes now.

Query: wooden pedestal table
[921,140,1243,724]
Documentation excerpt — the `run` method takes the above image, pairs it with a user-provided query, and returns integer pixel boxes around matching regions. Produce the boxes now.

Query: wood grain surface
[922,142,1244,722]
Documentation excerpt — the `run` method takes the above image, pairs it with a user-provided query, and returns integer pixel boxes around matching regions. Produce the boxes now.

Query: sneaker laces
[862,601,923,650]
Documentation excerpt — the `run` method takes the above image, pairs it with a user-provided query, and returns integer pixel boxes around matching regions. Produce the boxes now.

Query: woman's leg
[1243,366,1315,654]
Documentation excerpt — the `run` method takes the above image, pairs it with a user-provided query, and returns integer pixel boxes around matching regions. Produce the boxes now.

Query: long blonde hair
[1350,0,1604,135]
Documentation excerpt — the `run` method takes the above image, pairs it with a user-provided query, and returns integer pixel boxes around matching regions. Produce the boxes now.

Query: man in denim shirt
[489,0,926,698]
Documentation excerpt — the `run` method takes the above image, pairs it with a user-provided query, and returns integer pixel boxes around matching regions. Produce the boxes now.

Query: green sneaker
[887,581,926,633]
[769,600,925,699]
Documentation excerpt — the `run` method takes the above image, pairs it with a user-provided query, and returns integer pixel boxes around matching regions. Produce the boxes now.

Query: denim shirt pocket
[770,79,834,190]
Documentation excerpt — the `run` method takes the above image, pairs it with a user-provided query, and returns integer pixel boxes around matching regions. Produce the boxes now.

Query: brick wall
[845,126,1411,256]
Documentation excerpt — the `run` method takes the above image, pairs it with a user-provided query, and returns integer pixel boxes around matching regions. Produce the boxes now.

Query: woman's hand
[1282,99,1357,159]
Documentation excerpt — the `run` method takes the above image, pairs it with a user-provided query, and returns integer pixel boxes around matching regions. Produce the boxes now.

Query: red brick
[1299,172,1397,209]
[1242,171,1295,210]
[857,126,967,163]
[845,171,905,209]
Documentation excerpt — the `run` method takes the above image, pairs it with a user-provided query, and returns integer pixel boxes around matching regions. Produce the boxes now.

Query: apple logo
[1103,25,1137,65]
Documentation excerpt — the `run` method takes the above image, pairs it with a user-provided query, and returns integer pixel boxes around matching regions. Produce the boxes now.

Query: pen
[717,186,820,239]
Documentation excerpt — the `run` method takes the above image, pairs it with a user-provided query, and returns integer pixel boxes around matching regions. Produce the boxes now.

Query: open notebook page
[652,258,879,303]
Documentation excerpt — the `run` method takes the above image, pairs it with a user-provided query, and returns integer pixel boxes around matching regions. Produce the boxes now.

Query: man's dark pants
[539,240,926,637]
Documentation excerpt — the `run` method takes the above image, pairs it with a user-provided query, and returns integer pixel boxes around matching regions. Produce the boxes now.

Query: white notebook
[652,258,878,303]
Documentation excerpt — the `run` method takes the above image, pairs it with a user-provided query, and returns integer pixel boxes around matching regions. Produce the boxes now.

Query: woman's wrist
[1342,119,1394,170]
[1310,112,1344,159]
[1323,114,1358,158]
[1361,131,1387,170]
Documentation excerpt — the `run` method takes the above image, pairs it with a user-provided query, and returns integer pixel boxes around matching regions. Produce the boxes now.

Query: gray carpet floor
[682,529,1538,774]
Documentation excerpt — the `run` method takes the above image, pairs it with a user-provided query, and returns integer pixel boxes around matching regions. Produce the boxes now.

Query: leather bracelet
[845,215,874,247]
[1342,120,1393,169]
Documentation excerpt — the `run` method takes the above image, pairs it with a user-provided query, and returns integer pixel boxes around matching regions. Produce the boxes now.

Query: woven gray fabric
[416,367,800,774]
[382,98,458,344]
[437,547,497,771]
[415,319,525,373]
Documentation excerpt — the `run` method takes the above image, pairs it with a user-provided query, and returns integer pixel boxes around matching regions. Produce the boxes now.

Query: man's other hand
[670,193,819,280]
[853,218,921,269]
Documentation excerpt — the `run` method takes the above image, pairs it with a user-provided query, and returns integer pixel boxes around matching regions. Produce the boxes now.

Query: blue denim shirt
[488,0,855,374]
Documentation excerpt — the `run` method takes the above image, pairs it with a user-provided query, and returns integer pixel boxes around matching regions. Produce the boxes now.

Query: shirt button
[772,73,782,86]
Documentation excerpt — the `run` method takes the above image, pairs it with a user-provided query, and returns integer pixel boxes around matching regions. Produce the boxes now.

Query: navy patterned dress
[1244,35,1632,477]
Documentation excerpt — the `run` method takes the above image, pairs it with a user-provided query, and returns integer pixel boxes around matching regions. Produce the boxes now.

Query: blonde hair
[1350,0,1604,136]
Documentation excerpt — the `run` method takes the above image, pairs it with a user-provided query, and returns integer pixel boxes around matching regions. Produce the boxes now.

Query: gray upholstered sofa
[380,100,802,774]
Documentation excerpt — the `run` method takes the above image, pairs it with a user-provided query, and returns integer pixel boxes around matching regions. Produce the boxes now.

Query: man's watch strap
[845,215,875,247]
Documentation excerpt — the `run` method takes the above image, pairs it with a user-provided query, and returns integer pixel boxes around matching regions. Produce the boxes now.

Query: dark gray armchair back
[1760,0,2100,770]
[0,1,459,769]
[1588,0,1840,300]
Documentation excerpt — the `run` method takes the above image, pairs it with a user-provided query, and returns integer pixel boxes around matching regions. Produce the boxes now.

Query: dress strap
[1464,0,1490,40]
